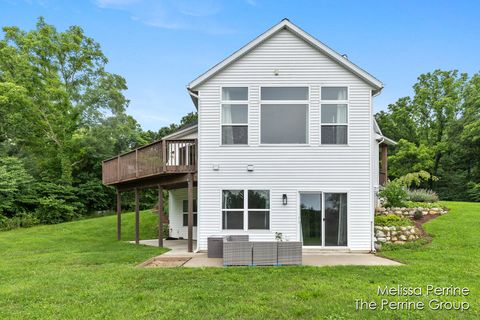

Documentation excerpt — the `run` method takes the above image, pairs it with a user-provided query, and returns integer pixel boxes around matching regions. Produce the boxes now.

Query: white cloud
[93,0,236,34]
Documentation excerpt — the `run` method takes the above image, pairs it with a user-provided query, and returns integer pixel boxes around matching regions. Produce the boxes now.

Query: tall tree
[0,17,128,183]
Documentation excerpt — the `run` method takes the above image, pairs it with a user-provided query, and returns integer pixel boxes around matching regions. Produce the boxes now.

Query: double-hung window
[182,199,197,226]
[222,189,270,230]
[321,87,348,144]
[260,87,309,144]
[248,190,270,229]
[222,190,244,229]
[221,87,248,145]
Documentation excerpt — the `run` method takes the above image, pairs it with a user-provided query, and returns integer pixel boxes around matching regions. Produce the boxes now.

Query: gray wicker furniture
[223,235,252,266]
[277,241,302,265]
[252,242,278,266]
[220,234,302,266]
[207,236,225,258]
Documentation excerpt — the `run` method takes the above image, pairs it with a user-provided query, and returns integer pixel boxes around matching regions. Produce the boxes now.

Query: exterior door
[300,193,322,246]
[300,192,348,247]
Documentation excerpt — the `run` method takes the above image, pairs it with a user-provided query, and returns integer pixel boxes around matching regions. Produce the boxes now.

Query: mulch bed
[412,213,441,239]
[137,256,191,268]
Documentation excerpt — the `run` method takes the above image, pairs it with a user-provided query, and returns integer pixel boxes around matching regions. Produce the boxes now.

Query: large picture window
[321,87,348,145]
[261,87,309,144]
[222,87,248,145]
[222,190,244,229]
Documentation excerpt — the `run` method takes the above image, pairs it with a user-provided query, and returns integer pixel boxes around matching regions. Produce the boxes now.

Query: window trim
[320,86,350,146]
[221,188,271,231]
[259,85,310,145]
[220,86,249,146]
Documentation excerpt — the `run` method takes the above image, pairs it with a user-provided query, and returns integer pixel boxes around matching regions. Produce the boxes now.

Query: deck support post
[116,189,121,241]
[380,144,388,185]
[158,185,164,247]
[135,187,140,244]
[187,173,193,253]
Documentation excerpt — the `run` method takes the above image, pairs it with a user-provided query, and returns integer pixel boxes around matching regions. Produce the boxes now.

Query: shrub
[407,189,439,203]
[413,209,423,220]
[404,201,442,209]
[375,214,412,227]
[35,197,79,224]
[378,181,408,207]
[0,213,39,231]
[466,182,480,202]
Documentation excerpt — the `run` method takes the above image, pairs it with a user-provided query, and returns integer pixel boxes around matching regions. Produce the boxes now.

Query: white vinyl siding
[195,28,374,251]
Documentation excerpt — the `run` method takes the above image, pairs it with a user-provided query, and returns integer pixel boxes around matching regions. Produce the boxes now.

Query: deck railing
[102,139,197,185]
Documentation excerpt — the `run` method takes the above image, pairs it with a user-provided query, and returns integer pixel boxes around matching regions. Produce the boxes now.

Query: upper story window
[221,87,248,145]
[321,87,348,145]
[260,87,309,144]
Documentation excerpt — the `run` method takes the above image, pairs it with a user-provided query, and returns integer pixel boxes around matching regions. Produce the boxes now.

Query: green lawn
[0,202,479,319]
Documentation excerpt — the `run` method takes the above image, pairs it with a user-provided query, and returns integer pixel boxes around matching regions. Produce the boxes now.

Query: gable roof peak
[187,19,383,93]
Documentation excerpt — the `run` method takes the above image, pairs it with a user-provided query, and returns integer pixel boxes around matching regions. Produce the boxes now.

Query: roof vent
[342,54,348,59]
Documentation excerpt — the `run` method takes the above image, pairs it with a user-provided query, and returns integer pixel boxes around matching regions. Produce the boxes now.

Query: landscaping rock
[399,235,407,241]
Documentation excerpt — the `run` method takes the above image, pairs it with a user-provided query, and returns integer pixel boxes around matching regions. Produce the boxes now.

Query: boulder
[376,230,385,238]
[399,235,407,241]
[377,237,387,243]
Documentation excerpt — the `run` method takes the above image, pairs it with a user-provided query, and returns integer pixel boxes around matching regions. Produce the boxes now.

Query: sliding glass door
[324,193,348,246]
[300,192,347,247]
[300,193,322,246]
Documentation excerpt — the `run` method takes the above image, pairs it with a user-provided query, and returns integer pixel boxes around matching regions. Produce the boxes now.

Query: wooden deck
[102,139,197,187]
[103,138,198,252]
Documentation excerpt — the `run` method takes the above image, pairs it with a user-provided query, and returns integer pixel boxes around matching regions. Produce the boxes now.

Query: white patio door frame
[298,190,349,249]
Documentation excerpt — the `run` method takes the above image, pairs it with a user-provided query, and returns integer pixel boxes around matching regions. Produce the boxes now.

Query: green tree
[0,17,128,183]
[388,139,434,179]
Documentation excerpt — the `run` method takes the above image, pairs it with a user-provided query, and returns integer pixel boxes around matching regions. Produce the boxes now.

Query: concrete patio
[132,239,402,267]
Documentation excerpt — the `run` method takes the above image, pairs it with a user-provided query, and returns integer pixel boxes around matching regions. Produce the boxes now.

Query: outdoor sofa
[218,235,302,266]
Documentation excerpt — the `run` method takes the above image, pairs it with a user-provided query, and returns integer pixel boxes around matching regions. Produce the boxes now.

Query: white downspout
[371,137,385,253]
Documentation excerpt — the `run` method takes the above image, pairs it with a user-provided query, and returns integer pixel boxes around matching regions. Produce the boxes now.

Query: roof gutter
[187,87,199,109]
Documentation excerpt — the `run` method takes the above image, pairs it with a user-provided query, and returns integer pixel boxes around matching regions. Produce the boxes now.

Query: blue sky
[1,0,479,130]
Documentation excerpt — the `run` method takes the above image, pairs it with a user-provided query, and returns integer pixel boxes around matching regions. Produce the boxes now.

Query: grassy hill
[0,202,479,319]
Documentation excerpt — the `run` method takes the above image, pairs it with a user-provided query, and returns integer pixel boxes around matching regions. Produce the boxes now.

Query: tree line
[0,18,196,229]
[376,70,480,201]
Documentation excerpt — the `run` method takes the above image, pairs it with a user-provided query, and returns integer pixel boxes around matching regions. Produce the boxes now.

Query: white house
[102,19,394,253]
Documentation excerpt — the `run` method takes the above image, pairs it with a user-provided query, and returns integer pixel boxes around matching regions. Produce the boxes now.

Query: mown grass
[0,202,479,319]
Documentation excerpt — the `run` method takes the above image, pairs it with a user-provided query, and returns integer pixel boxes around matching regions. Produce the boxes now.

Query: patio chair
[277,241,302,265]
[223,235,252,266]
[252,242,278,266]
